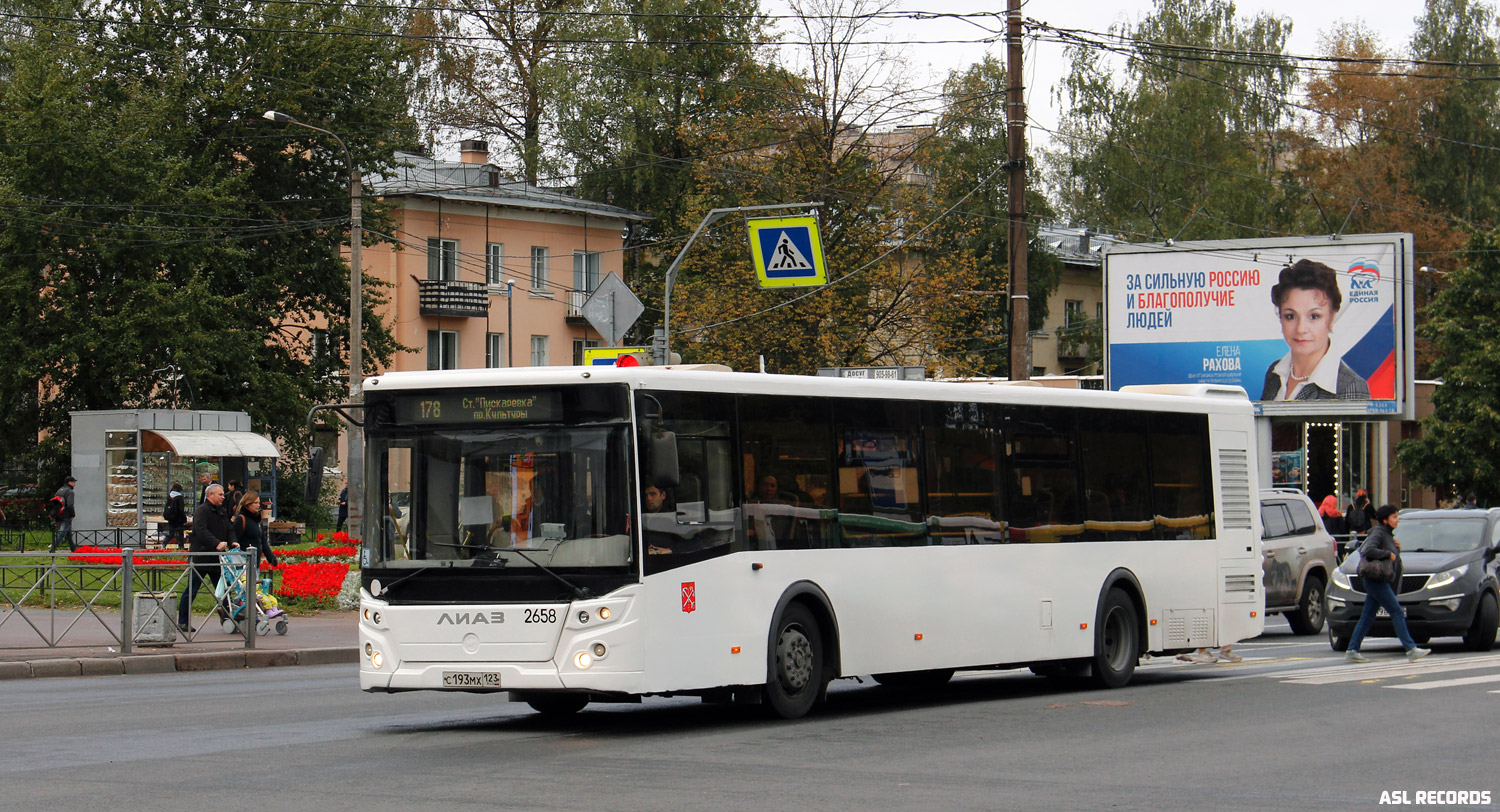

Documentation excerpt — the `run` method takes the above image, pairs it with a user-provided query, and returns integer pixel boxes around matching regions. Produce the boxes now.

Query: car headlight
[1425,564,1469,591]
[1332,569,1352,590]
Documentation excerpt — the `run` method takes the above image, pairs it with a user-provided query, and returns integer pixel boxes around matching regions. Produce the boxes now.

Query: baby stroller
[215,548,290,636]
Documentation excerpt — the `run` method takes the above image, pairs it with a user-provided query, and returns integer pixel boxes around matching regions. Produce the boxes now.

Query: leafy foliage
[0,0,418,480]
[1397,229,1500,505]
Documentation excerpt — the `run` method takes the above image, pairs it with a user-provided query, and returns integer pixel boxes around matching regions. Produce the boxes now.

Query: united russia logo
[1348,258,1381,304]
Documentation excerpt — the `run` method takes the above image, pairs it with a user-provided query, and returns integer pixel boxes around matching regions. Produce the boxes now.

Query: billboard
[1105,234,1415,419]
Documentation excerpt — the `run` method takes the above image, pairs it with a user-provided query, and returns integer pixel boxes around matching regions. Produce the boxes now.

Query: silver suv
[1260,488,1339,634]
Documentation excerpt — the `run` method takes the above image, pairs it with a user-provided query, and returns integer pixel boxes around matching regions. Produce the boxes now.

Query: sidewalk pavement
[0,605,358,680]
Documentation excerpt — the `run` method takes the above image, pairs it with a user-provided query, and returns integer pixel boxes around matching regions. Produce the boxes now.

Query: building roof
[369,152,649,222]
[1038,224,1124,267]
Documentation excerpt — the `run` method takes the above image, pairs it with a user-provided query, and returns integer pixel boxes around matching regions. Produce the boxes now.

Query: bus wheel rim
[777,626,813,692]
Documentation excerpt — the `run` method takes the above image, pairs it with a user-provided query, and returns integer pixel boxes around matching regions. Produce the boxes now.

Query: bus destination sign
[393,390,562,425]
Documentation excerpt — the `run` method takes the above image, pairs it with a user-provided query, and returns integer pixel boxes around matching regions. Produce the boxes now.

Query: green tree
[1396,229,1500,504]
[0,0,418,480]
[1048,0,1302,241]
[414,0,592,184]
[917,56,1059,377]
[553,0,786,331]
[1409,0,1500,227]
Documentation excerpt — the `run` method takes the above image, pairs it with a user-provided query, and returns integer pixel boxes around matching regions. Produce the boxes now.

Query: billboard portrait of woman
[1261,259,1370,401]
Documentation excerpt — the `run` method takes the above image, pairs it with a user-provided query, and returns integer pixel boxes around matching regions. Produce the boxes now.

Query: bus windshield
[367,424,633,570]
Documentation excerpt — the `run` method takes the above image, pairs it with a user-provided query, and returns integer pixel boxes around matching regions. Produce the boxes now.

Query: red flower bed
[278,545,357,560]
[68,546,187,566]
[275,561,350,599]
[314,531,353,544]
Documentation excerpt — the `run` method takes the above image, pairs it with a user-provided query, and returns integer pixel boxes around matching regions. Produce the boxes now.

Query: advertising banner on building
[1105,234,1414,419]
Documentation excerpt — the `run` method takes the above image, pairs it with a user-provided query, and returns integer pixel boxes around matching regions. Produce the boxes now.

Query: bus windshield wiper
[506,547,593,600]
[375,565,435,597]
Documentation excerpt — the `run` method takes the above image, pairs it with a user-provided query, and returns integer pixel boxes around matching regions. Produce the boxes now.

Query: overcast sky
[770,0,1428,134]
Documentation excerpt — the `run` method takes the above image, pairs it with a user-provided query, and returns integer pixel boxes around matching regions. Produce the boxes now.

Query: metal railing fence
[0,549,261,653]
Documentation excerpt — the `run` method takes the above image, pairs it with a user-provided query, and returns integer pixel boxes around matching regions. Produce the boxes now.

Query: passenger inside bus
[747,474,800,548]
[643,484,675,554]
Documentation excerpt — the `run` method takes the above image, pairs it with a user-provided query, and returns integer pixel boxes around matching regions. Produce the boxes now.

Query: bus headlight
[597,607,611,620]
[592,642,607,658]
[371,650,384,669]
[574,651,594,670]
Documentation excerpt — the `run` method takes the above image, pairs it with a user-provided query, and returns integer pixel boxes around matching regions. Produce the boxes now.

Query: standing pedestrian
[224,480,243,513]
[1319,494,1347,536]
[1346,505,1431,663]
[336,485,348,534]
[178,483,232,633]
[230,490,278,567]
[50,475,76,552]
[163,483,188,549]
[198,472,214,503]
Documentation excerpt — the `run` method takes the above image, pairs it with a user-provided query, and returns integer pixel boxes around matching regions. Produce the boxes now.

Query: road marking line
[1280,657,1500,685]
[1385,673,1500,690]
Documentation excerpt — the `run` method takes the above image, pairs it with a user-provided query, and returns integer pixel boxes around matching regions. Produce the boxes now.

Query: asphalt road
[8,619,1497,811]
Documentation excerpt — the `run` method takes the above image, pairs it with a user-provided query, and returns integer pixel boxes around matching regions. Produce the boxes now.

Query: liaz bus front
[354,370,647,707]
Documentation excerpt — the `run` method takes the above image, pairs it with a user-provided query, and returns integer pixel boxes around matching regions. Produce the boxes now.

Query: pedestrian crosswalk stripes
[1250,652,1500,688]
[1385,673,1500,690]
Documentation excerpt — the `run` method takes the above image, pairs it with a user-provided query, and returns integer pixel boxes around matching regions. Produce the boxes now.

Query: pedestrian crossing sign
[748,215,827,288]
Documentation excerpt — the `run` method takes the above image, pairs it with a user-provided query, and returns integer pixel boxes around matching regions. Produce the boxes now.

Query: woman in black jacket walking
[1346,505,1431,663]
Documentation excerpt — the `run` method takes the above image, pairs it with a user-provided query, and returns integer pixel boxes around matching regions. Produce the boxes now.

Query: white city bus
[350,366,1263,718]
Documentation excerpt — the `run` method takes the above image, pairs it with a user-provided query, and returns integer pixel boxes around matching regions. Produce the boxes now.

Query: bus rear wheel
[1092,589,1139,689]
[524,693,589,716]
[766,603,826,719]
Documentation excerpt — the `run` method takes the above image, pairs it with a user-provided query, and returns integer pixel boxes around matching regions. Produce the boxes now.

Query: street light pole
[264,110,363,543]
[506,279,516,367]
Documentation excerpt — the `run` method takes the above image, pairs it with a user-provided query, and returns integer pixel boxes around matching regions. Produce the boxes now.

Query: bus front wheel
[1092,589,1139,689]
[766,603,826,719]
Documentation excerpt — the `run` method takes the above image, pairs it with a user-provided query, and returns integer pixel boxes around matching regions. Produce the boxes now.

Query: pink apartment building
[363,140,648,374]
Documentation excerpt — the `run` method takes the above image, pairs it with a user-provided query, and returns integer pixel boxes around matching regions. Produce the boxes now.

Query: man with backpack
[48,476,76,552]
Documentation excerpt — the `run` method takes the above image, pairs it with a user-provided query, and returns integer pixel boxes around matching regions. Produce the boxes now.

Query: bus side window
[740,395,834,551]
[923,401,1004,544]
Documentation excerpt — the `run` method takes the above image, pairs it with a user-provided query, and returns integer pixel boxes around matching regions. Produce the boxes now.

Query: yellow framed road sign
[748,215,827,288]
[582,346,648,366]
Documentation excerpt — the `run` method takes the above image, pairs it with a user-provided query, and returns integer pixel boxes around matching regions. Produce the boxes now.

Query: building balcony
[419,280,489,318]
[565,289,588,324]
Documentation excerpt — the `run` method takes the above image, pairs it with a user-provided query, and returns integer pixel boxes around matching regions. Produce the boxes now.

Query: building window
[1065,299,1085,328]
[530,246,549,290]
[427,330,459,370]
[530,335,549,367]
[486,332,505,368]
[571,337,600,365]
[310,329,329,358]
[486,243,505,287]
[427,238,458,281]
[1096,302,1104,321]
[573,250,600,293]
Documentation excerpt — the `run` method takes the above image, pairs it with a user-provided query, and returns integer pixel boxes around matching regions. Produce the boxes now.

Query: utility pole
[1006,0,1030,381]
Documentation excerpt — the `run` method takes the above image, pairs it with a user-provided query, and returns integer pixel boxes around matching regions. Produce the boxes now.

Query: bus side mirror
[305,446,325,502]
[649,428,680,489]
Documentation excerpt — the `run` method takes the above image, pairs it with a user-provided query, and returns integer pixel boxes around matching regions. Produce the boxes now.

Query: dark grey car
[1260,488,1338,635]
[1327,508,1500,652]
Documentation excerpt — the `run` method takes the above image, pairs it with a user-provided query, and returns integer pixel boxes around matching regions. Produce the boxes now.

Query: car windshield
[1394,518,1487,553]
[367,424,633,570]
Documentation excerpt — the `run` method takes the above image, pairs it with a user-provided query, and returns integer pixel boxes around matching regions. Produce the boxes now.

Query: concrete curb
[0,647,358,680]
